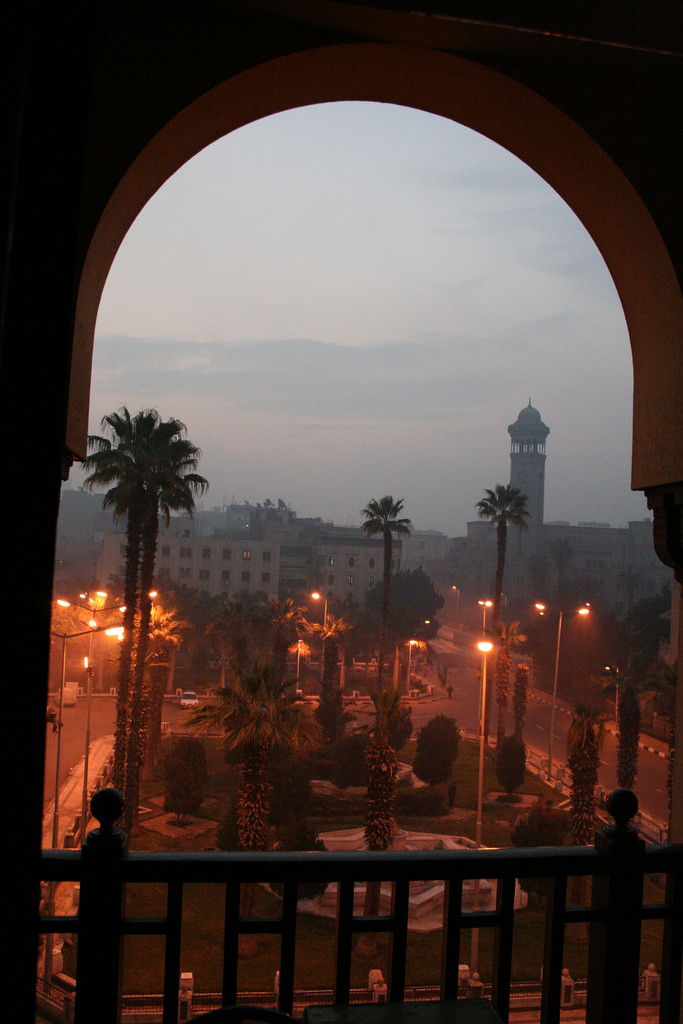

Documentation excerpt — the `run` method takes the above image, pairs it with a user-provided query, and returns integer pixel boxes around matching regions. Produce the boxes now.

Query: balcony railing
[38,789,682,1024]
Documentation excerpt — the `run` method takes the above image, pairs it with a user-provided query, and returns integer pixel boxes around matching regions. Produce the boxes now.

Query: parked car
[179,690,199,708]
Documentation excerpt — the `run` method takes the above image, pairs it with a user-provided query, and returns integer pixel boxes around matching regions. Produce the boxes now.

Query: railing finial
[83,786,126,847]
[606,788,639,833]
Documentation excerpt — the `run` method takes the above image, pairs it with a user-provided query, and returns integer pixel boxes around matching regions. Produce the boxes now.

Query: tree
[508,665,528,745]
[207,598,258,683]
[567,703,605,845]
[310,613,352,744]
[495,734,526,799]
[144,603,190,775]
[159,738,208,823]
[476,484,530,628]
[265,598,307,684]
[493,621,526,746]
[83,407,208,835]
[191,658,321,852]
[511,799,568,904]
[616,683,641,790]
[413,714,460,785]
[361,496,412,688]
[358,687,403,957]
[191,657,321,954]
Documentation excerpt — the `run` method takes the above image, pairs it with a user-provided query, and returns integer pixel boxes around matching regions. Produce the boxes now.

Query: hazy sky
[67,101,649,536]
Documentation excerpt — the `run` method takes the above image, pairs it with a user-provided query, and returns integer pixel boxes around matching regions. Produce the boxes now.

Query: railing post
[74,788,126,1024]
[586,788,645,1024]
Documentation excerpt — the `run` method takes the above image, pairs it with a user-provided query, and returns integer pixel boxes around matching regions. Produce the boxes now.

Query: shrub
[413,714,460,785]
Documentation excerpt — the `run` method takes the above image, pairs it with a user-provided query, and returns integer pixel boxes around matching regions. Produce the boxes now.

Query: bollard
[642,964,661,1002]
[178,972,194,1021]
[560,968,575,1007]
[467,972,484,999]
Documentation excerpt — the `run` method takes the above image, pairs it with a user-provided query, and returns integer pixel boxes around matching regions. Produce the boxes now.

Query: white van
[61,686,78,706]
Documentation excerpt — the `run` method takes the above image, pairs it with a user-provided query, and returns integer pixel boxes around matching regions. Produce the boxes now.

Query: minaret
[508,401,549,554]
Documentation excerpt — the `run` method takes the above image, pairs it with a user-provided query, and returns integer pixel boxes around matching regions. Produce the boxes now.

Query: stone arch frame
[71,42,683,498]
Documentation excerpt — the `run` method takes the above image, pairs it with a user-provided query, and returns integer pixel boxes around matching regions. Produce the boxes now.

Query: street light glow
[477,640,493,653]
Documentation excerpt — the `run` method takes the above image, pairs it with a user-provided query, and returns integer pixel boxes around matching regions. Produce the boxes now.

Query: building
[446,404,673,618]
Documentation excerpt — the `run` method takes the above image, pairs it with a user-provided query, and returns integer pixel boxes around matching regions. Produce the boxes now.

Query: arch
[71,42,683,492]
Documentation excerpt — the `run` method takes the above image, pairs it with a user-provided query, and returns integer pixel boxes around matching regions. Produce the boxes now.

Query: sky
[66,101,650,536]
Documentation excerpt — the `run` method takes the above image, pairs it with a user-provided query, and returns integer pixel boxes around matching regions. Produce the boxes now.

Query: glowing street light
[535,602,590,781]
[471,637,494,975]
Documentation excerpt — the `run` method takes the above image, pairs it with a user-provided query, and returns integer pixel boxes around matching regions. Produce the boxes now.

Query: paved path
[42,734,115,849]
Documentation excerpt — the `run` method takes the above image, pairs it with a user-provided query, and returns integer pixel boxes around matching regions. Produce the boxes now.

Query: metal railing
[38,789,682,1024]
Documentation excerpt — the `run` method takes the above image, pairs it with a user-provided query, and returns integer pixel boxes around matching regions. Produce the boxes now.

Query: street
[43,640,670,833]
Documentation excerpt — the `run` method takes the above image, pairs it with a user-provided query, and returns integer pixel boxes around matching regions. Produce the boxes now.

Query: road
[43,646,670,832]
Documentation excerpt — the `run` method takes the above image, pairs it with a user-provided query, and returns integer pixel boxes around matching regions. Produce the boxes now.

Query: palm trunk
[113,496,144,788]
[377,531,392,689]
[493,521,507,628]
[124,503,158,834]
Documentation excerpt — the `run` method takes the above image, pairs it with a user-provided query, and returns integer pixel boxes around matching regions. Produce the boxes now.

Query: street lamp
[406,638,422,690]
[57,593,124,834]
[44,621,123,980]
[312,591,329,680]
[478,598,492,633]
[472,638,493,975]
[535,602,590,781]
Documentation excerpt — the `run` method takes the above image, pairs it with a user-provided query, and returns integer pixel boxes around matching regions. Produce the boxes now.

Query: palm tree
[512,662,530,740]
[208,598,258,683]
[357,687,402,957]
[309,612,352,743]
[361,496,411,688]
[617,682,641,791]
[191,658,321,952]
[144,603,190,776]
[83,407,207,833]
[567,703,605,845]
[493,621,527,746]
[265,598,307,683]
[193,658,321,850]
[476,484,530,627]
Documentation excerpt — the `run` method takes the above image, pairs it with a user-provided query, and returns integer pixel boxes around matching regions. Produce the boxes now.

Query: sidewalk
[42,734,115,849]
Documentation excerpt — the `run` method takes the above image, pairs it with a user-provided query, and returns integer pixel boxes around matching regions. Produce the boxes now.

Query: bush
[495,735,526,797]
[413,715,460,785]
[395,785,446,816]
[159,738,209,822]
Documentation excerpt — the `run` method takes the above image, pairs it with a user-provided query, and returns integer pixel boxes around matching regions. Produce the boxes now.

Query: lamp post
[58,593,124,836]
[44,621,123,981]
[535,602,590,781]
[472,638,493,975]
[312,591,329,680]
[406,638,421,691]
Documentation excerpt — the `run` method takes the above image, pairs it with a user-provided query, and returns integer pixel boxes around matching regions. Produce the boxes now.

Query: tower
[508,401,549,554]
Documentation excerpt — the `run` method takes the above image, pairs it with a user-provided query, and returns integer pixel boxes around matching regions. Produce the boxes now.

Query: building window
[261,572,271,583]
[180,547,192,558]
[242,549,251,560]
[368,558,375,569]
[222,548,231,560]
[328,574,334,586]
[202,547,211,559]
[328,555,335,566]
[241,570,250,582]
[221,570,230,582]
[161,545,171,557]
[199,569,210,580]
[348,557,355,567]
[348,574,355,585]
[179,567,190,579]
[158,567,171,579]
[368,576,375,587]
[263,550,271,563]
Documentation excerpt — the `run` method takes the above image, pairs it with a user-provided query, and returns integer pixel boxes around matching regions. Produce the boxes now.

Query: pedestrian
[448,781,457,807]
